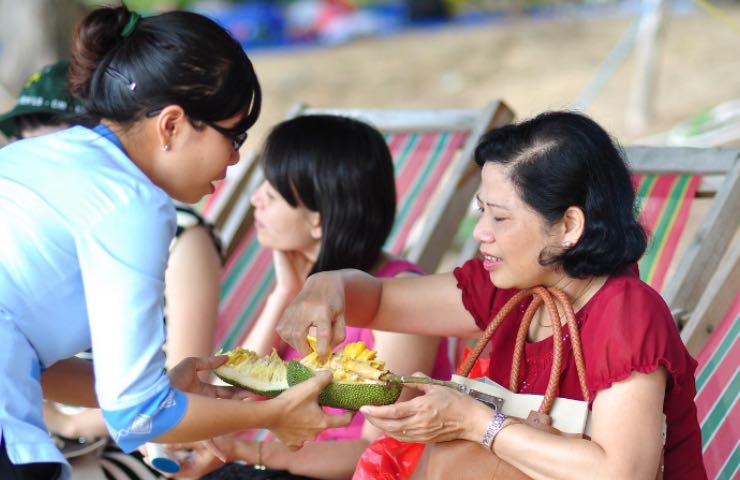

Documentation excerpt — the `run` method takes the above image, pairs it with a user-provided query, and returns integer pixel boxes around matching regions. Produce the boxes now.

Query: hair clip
[121,12,141,38]
[129,82,137,91]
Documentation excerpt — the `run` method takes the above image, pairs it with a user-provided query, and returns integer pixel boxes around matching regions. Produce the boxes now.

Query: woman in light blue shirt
[0,6,349,479]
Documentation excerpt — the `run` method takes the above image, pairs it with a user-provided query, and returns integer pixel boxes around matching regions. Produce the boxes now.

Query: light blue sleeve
[75,190,186,451]
[102,387,189,452]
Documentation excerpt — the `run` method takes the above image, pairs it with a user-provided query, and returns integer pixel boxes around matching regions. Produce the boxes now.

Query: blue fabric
[92,123,126,153]
[103,387,188,453]
[0,126,183,472]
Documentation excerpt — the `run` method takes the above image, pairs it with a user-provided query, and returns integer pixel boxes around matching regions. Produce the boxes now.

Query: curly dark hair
[475,110,647,278]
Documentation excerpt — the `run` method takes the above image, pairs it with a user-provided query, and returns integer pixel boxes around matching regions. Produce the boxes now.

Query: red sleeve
[453,258,520,331]
[581,274,694,400]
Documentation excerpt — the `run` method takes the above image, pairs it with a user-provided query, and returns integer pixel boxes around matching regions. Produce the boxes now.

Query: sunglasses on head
[146,109,248,151]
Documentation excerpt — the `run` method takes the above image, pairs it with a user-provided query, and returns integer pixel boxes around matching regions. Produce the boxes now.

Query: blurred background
[1,0,739,150]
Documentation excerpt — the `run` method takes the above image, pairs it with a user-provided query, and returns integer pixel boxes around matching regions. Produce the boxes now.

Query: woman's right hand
[268,370,353,449]
[276,271,348,359]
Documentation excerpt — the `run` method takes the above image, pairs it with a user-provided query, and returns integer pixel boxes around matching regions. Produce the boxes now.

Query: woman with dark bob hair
[277,111,707,479]
[168,114,451,479]
[0,6,347,479]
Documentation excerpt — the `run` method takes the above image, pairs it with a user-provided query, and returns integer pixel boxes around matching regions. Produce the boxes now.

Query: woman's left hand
[360,376,491,444]
[168,355,253,400]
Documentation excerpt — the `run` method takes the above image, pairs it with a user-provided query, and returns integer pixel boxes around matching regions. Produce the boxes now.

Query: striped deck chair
[693,292,739,480]
[211,101,514,351]
[625,147,740,328]
[631,173,701,292]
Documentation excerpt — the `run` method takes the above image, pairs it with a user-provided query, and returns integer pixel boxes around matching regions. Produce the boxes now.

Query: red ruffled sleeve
[579,272,694,401]
[453,258,520,331]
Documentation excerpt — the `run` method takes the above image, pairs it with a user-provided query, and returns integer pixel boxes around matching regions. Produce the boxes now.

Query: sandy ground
[245,5,740,149]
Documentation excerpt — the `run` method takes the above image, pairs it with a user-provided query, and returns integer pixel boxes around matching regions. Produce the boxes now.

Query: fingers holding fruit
[277,271,346,358]
[270,371,353,448]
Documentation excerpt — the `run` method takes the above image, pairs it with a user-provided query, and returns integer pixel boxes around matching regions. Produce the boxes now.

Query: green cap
[0,61,84,139]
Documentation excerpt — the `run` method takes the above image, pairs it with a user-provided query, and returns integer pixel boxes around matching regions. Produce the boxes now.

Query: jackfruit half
[215,342,402,410]
[214,348,288,398]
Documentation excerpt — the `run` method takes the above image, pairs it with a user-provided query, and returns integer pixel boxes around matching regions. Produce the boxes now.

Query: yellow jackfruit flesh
[215,348,288,397]
[300,341,386,383]
[215,342,402,410]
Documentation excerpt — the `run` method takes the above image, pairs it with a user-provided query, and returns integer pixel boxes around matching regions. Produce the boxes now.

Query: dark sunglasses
[205,121,249,151]
[146,109,248,151]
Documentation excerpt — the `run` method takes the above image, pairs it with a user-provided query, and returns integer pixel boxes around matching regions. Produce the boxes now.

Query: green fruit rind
[214,366,288,398]
[286,361,402,411]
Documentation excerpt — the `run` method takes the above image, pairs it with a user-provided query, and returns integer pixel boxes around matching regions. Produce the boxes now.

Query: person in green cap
[0,60,84,141]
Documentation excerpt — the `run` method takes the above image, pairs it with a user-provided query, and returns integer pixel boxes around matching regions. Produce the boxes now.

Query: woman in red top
[276,111,706,479]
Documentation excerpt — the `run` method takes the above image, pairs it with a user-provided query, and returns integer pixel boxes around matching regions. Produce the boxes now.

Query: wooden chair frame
[624,146,740,349]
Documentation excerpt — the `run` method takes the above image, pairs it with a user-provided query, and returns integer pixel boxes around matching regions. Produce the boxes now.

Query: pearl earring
[162,144,170,152]
[563,240,573,248]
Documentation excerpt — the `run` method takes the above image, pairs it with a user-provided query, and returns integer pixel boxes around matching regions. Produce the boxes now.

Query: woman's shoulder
[581,265,696,396]
[173,203,211,238]
[587,265,674,326]
[171,202,223,260]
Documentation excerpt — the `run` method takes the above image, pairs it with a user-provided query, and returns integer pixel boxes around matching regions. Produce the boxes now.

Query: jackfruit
[215,342,402,410]
[215,348,288,397]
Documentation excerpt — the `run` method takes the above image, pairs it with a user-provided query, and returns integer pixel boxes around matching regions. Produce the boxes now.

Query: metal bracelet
[481,412,507,450]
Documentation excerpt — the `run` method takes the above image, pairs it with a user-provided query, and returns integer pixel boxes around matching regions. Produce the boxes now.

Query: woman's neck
[527,273,608,341]
[101,120,154,175]
[551,274,608,313]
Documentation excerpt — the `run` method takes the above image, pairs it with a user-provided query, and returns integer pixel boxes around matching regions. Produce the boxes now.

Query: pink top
[453,258,706,479]
[282,259,452,441]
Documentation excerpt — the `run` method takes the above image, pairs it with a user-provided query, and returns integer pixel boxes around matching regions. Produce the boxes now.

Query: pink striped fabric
[694,293,739,479]
[632,174,700,292]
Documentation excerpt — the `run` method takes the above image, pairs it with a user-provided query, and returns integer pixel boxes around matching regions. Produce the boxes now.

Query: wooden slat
[218,167,264,259]
[696,175,724,195]
[662,159,740,323]
[624,146,738,175]
[681,241,740,356]
[409,100,515,272]
[295,106,487,132]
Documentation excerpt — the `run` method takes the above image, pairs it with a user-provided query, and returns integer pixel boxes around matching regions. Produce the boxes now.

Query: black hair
[68,5,260,134]
[261,114,396,275]
[15,113,68,138]
[474,110,647,278]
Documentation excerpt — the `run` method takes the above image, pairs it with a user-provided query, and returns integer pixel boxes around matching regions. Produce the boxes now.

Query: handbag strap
[511,287,564,413]
[457,286,590,413]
